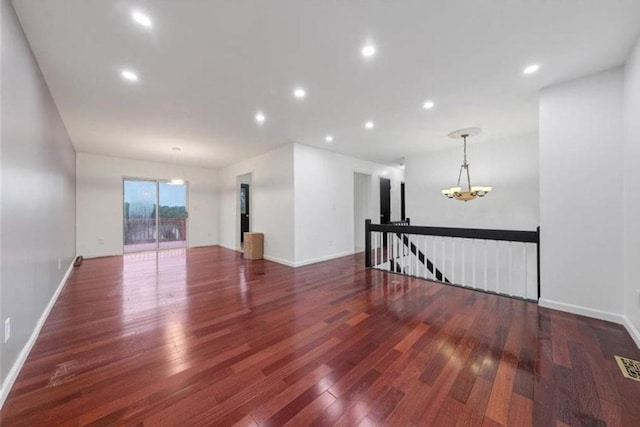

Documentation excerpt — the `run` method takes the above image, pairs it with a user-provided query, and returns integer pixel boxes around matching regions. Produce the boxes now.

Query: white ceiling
[12,0,640,168]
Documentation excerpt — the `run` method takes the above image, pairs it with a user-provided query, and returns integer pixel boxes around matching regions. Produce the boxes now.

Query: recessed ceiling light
[523,64,540,75]
[361,44,376,58]
[121,70,138,82]
[325,135,333,142]
[255,112,266,124]
[423,100,435,110]
[293,87,306,99]
[132,11,152,27]
[365,121,374,129]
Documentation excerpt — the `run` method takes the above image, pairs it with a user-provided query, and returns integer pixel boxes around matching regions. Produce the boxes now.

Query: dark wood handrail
[368,223,538,243]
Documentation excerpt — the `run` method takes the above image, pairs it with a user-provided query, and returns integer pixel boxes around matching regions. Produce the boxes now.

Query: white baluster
[408,235,411,275]
[380,232,384,268]
[523,243,528,300]
[423,235,428,279]
[432,237,437,280]
[484,240,488,292]
[472,239,476,289]
[415,235,419,277]
[374,232,378,267]
[495,240,500,294]
[387,232,391,269]
[391,232,395,270]
[378,231,384,265]
[509,241,514,297]
[442,237,446,281]
[462,239,466,287]
[451,238,456,284]
[407,235,411,276]
[372,232,376,267]
[390,233,393,271]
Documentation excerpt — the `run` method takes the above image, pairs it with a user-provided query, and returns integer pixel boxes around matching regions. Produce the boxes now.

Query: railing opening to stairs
[365,218,540,301]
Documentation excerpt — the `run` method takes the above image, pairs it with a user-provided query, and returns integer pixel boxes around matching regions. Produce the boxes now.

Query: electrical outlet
[4,318,10,343]
[58,259,62,269]
[98,238,104,245]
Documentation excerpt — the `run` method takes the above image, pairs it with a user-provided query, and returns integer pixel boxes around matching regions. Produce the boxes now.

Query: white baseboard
[188,243,219,249]
[216,244,296,267]
[539,298,640,349]
[0,259,75,409]
[264,255,295,267]
[538,298,626,325]
[293,250,355,268]
[83,251,121,259]
[622,316,640,349]
[217,243,241,253]
[216,244,353,268]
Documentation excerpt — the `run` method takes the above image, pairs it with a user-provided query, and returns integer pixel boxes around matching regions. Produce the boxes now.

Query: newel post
[365,219,372,268]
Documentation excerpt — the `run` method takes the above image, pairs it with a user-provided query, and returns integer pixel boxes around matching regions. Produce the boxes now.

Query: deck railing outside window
[124,217,187,244]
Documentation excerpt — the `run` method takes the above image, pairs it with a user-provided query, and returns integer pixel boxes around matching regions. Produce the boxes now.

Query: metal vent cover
[614,355,640,382]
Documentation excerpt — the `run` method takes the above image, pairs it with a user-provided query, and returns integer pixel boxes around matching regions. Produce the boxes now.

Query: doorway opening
[123,178,188,253]
[401,182,406,220]
[353,172,372,252]
[379,177,391,224]
[237,173,252,249]
[379,176,391,246]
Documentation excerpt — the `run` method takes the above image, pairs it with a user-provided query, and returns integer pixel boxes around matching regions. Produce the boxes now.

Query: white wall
[1,0,5,389]
[624,38,640,338]
[405,133,539,230]
[293,144,403,266]
[218,144,294,265]
[539,68,624,319]
[76,152,218,258]
[1,0,76,402]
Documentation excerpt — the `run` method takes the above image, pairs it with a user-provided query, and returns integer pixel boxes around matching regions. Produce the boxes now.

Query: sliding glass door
[123,179,188,253]
[158,181,188,250]
[123,179,157,253]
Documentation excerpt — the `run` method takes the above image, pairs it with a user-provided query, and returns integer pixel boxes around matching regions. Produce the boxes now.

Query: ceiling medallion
[441,127,492,202]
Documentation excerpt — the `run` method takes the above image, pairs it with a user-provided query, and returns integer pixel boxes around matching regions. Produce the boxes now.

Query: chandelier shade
[441,128,492,202]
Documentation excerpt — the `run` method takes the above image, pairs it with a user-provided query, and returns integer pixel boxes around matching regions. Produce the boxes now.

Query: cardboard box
[243,232,264,260]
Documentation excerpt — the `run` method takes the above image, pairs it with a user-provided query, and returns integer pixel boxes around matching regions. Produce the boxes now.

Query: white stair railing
[365,219,540,301]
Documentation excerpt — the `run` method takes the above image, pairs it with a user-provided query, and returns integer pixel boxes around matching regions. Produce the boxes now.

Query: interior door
[379,177,391,224]
[240,183,250,243]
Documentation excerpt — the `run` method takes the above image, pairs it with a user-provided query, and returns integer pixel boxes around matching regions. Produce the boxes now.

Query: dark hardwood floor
[1,246,639,426]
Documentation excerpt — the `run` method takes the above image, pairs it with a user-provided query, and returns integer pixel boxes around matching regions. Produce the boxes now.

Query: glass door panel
[123,180,158,253]
[158,181,188,250]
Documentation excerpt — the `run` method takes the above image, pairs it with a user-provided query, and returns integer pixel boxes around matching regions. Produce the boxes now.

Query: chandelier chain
[463,135,468,165]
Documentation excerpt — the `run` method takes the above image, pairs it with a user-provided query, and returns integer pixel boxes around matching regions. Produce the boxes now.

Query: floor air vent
[614,355,640,382]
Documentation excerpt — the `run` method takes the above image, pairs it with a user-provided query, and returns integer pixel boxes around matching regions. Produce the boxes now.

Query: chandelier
[441,127,492,202]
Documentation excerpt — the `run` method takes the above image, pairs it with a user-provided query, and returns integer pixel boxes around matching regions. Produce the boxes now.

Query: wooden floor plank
[1,246,639,426]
